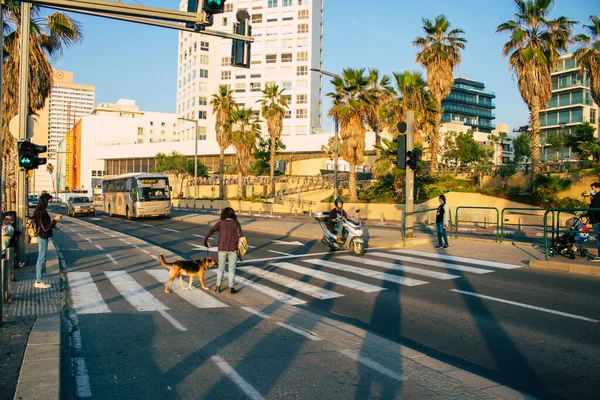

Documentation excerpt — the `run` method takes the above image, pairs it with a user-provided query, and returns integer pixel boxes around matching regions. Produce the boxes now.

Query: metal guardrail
[401,208,453,246]
[543,208,600,261]
[499,207,555,243]
[455,206,500,242]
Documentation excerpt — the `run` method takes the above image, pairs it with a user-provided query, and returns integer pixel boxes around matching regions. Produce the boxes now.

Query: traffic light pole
[405,111,415,238]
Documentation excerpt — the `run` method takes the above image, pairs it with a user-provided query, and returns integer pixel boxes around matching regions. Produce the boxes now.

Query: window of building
[281,53,293,63]
[250,82,262,92]
[200,41,209,51]
[266,68,277,78]
[137,127,144,135]
[298,24,309,34]
[199,82,208,92]
[221,71,231,80]
[282,11,294,21]
[297,79,308,89]
[235,83,246,93]
[250,69,262,78]
[266,26,278,36]
[281,66,292,76]
[298,9,309,19]
[296,109,307,118]
[252,14,262,24]
[199,55,209,64]
[284,110,292,119]
[296,125,308,135]
[282,94,292,103]
[222,17,228,27]
[282,126,291,136]
[297,38,309,47]
[281,39,293,49]
[268,0,278,8]
[297,94,307,104]
[199,69,209,78]
[198,111,207,119]
[282,25,293,35]
[266,54,277,63]
[150,121,154,126]
[236,73,247,79]
[224,3,233,12]
[222,57,231,66]
[283,0,293,6]
[161,122,166,127]
[297,66,308,76]
[198,96,207,106]
[297,51,308,62]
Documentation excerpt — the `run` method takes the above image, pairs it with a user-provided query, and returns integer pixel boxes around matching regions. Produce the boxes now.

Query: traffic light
[232,10,251,68]
[18,140,47,170]
[203,0,225,14]
[186,0,226,29]
[406,150,417,170]
[392,135,406,169]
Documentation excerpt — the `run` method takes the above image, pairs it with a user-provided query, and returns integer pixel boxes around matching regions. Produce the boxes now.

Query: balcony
[442,104,496,119]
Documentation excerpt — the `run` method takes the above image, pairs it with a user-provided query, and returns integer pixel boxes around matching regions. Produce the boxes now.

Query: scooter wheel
[353,240,365,256]
[549,250,554,257]
[569,253,576,260]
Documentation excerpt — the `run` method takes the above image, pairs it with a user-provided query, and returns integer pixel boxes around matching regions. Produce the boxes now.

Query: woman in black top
[30,194,61,288]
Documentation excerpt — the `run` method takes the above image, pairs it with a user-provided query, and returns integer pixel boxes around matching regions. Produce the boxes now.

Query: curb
[529,259,600,276]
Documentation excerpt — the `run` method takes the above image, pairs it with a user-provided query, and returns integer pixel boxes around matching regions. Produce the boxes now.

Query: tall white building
[176,0,324,143]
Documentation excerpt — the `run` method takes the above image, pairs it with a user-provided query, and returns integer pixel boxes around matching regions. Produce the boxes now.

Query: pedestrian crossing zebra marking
[238,266,343,300]
[339,256,460,280]
[236,276,307,305]
[67,272,111,314]
[391,249,522,269]
[271,262,385,293]
[104,271,168,312]
[146,270,228,309]
[302,259,429,287]
[368,252,494,274]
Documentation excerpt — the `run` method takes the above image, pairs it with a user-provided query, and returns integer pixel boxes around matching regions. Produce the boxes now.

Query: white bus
[102,173,171,219]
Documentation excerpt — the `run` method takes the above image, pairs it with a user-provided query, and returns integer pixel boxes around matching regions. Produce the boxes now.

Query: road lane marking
[339,349,406,381]
[268,250,293,256]
[104,271,168,312]
[163,228,180,233]
[193,234,204,238]
[76,233,84,237]
[240,306,322,340]
[303,259,428,287]
[211,356,265,400]
[85,238,92,242]
[157,310,187,331]
[106,254,118,265]
[450,289,599,323]
[241,306,271,319]
[146,270,228,309]
[272,262,385,293]
[368,252,493,274]
[238,266,343,299]
[240,250,355,264]
[141,249,150,254]
[340,256,460,280]
[236,277,306,305]
[151,255,159,261]
[142,223,153,227]
[73,357,93,397]
[67,272,111,314]
[95,244,104,251]
[392,249,522,270]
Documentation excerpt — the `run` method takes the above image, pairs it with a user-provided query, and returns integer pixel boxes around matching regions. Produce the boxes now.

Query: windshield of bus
[137,177,170,201]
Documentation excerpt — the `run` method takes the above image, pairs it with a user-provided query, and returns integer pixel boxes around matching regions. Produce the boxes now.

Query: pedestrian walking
[30,193,61,289]
[587,182,600,262]
[435,194,450,249]
[204,207,245,294]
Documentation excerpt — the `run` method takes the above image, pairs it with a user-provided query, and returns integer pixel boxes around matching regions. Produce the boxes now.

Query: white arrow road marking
[67,272,111,314]
[238,266,343,299]
[146,270,228,309]
[271,240,304,246]
[272,262,385,293]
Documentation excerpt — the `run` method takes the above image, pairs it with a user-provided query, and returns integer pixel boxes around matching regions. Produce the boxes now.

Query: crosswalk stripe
[235,276,307,305]
[367,252,493,274]
[391,249,522,269]
[302,259,428,287]
[67,272,111,314]
[238,266,343,299]
[146,270,228,309]
[271,262,385,293]
[104,271,169,312]
[339,256,459,280]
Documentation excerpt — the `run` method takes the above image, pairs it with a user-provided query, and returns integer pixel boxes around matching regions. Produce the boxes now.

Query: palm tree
[46,163,56,196]
[327,68,372,203]
[497,0,575,179]
[574,15,600,107]
[413,15,466,174]
[2,1,82,207]
[229,108,261,198]
[210,85,237,199]
[258,84,288,195]
[365,69,393,158]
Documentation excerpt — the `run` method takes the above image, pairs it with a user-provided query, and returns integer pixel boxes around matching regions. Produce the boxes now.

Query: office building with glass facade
[441,77,496,133]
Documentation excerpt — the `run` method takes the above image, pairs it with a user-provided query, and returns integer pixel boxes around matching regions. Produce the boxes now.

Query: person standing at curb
[435,194,450,249]
[30,194,61,289]
[587,182,600,262]
[204,207,245,294]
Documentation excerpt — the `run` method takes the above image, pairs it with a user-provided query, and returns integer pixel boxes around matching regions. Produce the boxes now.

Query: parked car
[66,196,95,217]
[28,196,38,208]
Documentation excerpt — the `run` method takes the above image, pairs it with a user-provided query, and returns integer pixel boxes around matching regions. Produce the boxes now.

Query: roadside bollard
[380,212,385,223]
[484,217,488,229]
[294,208,298,217]
[309,209,312,219]
[7,248,15,283]
[518,218,523,231]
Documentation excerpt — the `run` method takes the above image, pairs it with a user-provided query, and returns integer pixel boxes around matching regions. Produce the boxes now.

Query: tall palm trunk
[269,136,276,195]
[219,149,225,199]
[374,127,382,158]
[429,113,441,174]
[349,163,357,203]
[529,98,542,181]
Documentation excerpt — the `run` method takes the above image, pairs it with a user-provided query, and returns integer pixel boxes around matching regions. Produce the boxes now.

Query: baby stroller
[549,216,590,259]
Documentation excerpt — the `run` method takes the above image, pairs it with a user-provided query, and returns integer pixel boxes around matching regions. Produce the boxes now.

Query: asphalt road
[50,205,600,400]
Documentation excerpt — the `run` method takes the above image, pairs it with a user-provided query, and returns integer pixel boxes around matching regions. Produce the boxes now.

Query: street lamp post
[310,68,339,199]
[178,117,199,199]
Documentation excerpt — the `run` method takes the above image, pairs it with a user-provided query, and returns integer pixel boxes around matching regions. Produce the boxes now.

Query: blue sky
[48,0,597,132]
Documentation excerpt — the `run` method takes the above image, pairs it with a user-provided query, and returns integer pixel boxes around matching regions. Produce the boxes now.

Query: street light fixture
[310,67,340,199]
[178,117,199,199]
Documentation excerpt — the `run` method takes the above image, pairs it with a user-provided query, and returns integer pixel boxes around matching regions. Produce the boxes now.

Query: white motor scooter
[314,210,366,255]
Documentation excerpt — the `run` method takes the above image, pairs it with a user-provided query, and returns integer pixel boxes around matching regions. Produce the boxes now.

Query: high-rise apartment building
[176,0,323,143]
[31,70,95,194]
[540,53,600,160]
[442,77,496,133]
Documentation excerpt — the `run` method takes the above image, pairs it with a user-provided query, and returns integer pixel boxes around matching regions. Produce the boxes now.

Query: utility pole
[178,117,199,199]
[405,111,415,237]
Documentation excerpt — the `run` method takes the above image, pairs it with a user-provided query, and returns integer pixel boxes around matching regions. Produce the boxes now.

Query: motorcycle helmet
[335,197,344,207]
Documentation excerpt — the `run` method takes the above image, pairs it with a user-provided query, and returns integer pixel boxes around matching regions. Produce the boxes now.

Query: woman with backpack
[204,207,245,294]
[30,193,61,289]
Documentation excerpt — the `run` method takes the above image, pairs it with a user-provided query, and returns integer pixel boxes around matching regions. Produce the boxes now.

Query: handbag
[27,221,39,244]
[237,236,248,257]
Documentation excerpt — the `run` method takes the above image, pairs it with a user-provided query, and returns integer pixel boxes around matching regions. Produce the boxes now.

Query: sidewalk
[0,241,62,400]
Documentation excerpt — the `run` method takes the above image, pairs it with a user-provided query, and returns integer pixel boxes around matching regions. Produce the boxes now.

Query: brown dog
[159,254,217,293]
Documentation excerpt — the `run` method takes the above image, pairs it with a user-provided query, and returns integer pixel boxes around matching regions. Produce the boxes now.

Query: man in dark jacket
[588,182,600,262]
[328,198,347,244]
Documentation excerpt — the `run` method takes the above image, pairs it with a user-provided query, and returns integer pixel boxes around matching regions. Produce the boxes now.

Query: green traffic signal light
[203,0,225,14]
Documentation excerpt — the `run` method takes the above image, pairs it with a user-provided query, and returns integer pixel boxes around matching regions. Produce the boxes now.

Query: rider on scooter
[328,198,348,244]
